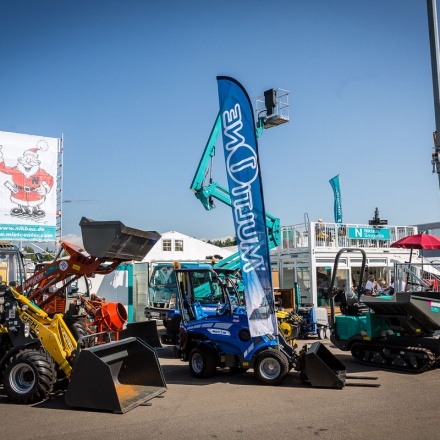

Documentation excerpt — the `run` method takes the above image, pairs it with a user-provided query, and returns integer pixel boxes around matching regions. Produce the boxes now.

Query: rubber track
[351,341,436,374]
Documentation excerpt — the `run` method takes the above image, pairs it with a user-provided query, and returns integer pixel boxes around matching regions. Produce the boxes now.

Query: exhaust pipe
[65,337,166,413]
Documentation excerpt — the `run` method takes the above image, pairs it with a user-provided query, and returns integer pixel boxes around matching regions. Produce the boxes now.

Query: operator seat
[341,289,367,316]
[191,302,208,320]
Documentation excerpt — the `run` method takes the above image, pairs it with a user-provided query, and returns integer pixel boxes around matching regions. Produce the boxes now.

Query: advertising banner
[348,227,390,240]
[0,131,59,241]
[217,76,277,337]
[329,174,343,224]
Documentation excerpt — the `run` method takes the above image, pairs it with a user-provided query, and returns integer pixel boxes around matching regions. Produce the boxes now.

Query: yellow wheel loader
[0,218,167,413]
[17,217,162,348]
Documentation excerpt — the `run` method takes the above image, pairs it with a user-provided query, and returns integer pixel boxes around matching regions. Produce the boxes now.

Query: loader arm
[190,112,281,271]
[20,241,121,307]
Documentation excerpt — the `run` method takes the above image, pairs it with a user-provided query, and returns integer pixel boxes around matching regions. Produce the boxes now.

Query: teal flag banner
[329,175,343,224]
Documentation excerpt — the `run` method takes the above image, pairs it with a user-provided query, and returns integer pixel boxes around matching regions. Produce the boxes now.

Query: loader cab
[145,262,211,321]
[0,245,26,291]
[175,267,233,322]
[213,268,244,305]
[65,275,91,298]
[160,267,242,345]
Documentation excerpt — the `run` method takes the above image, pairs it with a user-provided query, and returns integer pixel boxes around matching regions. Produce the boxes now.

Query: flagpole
[427,0,440,190]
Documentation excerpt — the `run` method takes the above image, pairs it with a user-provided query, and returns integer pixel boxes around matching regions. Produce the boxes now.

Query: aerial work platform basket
[254,88,290,129]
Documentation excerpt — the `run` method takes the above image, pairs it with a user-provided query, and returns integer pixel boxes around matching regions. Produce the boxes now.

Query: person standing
[315,219,327,243]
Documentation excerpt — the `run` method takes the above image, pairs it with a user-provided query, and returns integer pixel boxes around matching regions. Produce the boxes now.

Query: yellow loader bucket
[65,337,166,413]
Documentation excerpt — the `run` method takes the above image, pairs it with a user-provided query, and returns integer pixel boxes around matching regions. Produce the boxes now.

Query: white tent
[145,230,234,263]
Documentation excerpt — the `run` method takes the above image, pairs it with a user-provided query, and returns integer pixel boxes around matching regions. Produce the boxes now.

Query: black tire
[189,347,217,378]
[68,319,94,348]
[3,349,56,403]
[254,349,289,386]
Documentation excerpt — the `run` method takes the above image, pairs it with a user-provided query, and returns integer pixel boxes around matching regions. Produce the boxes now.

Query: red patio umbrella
[391,233,440,262]
[391,233,440,251]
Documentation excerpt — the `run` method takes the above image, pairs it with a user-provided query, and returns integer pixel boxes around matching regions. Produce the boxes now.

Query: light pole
[427,0,440,189]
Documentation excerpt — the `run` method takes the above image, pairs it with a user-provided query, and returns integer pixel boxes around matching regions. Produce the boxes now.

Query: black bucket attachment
[65,337,166,413]
[79,217,161,261]
[300,342,346,389]
[120,321,162,348]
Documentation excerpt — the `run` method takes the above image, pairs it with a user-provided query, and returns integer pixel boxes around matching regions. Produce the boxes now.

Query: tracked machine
[330,248,440,373]
[0,217,166,413]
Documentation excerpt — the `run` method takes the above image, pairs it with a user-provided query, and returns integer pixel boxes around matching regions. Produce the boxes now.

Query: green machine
[329,248,440,373]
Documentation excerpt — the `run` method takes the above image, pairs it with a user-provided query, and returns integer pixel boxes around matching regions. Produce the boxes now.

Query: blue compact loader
[171,266,348,388]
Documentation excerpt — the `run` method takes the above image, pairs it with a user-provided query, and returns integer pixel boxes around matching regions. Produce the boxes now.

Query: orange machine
[19,217,161,344]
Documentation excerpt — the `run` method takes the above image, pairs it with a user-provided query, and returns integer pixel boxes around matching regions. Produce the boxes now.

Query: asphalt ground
[1,331,439,440]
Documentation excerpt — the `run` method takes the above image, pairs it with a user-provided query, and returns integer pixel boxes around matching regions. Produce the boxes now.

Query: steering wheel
[217,302,230,315]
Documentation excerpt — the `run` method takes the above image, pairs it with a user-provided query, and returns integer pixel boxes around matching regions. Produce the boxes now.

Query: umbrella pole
[405,247,413,292]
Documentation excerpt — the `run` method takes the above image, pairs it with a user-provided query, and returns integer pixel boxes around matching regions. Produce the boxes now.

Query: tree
[207,237,237,247]
[21,245,55,262]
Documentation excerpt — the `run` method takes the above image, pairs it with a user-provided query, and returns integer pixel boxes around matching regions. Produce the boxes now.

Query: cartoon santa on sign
[0,140,54,219]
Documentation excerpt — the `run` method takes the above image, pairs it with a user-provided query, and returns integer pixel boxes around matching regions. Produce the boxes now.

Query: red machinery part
[94,302,128,332]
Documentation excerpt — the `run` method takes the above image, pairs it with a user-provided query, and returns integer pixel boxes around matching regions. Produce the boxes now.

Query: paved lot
[1,335,439,440]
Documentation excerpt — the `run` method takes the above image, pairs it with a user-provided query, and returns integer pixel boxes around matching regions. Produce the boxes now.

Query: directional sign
[348,227,390,240]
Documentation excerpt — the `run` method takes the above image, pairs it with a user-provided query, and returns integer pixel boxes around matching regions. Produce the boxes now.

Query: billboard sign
[0,131,59,241]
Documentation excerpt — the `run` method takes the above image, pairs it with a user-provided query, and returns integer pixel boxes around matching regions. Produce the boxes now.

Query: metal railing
[281,222,418,251]
[394,262,440,292]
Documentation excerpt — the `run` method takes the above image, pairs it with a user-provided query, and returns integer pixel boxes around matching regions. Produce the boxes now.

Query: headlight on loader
[24,321,30,337]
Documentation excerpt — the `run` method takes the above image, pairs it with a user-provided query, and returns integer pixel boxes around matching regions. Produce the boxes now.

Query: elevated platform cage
[254,88,290,129]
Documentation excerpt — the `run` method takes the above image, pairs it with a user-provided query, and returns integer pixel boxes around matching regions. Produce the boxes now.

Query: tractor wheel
[68,319,94,348]
[189,347,217,379]
[3,349,56,404]
[254,349,289,386]
[318,326,326,340]
[325,327,331,339]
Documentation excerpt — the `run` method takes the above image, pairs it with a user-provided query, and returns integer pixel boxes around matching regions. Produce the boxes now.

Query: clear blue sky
[1,0,439,243]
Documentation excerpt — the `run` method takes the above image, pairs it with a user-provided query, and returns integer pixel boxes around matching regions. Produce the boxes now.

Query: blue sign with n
[217,76,277,337]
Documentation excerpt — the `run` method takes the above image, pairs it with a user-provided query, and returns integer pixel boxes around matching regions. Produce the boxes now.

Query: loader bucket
[65,337,166,413]
[79,217,161,261]
[300,342,346,389]
[120,321,162,348]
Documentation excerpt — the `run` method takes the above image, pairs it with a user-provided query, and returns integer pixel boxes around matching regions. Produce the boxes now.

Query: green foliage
[42,252,55,262]
[207,237,237,247]
[22,245,56,262]
[22,245,34,255]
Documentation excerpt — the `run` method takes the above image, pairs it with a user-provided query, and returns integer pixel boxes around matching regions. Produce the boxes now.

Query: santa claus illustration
[0,140,54,219]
